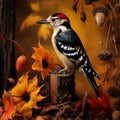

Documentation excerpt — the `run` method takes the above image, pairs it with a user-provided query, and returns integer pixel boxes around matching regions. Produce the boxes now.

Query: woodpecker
[37,13,100,97]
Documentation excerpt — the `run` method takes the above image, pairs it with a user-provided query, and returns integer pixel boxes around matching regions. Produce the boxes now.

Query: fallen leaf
[0,90,16,120]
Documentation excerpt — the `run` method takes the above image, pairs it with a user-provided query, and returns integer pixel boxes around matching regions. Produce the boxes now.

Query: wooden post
[49,72,76,104]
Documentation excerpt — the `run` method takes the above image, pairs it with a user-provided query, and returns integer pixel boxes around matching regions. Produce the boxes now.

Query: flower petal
[32,60,42,71]
[11,72,29,102]
[31,43,55,79]
[27,75,38,93]
[1,91,16,120]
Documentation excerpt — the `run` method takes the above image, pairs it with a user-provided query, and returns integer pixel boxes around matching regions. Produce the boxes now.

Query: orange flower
[0,91,16,120]
[31,43,55,79]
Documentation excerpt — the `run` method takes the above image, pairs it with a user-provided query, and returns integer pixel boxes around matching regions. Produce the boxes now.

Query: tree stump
[49,72,76,104]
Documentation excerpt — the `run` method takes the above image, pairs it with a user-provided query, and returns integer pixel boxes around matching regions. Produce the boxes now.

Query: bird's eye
[51,18,56,22]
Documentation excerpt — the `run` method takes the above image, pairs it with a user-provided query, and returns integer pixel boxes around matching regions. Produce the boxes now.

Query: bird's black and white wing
[55,30,85,60]
[55,29,100,97]
[55,29,99,77]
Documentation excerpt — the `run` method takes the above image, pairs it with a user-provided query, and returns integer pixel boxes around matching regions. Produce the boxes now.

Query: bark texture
[0,0,16,97]
[50,72,77,104]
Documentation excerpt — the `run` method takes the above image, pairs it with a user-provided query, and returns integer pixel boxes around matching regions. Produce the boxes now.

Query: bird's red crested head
[51,13,70,22]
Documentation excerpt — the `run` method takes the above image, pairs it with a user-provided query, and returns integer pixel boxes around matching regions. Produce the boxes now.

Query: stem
[105,23,111,50]
[81,91,88,113]
[113,35,118,56]
[0,33,24,54]
[106,0,115,12]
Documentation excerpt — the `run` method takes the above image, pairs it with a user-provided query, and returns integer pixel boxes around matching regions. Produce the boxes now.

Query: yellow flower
[10,72,45,117]
[31,43,55,80]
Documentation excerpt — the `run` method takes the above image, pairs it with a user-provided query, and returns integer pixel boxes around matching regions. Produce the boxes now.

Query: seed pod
[98,50,112,61]
[72,0,79,13]
[16,55,28,71]
[114,3,120,15]
[92,6,108,26]
[80,8,87,22]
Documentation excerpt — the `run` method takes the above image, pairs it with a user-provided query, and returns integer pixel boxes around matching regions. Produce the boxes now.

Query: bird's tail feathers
[80,68,100,97]
[92,70,100,80]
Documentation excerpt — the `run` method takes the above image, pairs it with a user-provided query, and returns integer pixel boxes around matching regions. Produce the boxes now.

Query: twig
[0,33,25,54]
[105,23,111,50]
[81,91,88,112]
[106,0,115,12]
[112,35,118,56]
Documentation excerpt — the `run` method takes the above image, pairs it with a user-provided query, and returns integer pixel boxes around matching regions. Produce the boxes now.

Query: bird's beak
[36,20,49,24]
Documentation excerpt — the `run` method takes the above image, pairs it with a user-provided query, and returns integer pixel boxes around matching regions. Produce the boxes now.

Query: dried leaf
[113,100,120,111]
[87,93,110,115]
[40,105,59,115]
[36,115,52,120]
[112,110,120,120]
[0,91,16,120]
[108,86,120,97]
[75,101,82,110]
[7,78,16,84]
[80,8,86,22]
[0,107,3,117]
[0,98,3,106]
[72,0,79,13]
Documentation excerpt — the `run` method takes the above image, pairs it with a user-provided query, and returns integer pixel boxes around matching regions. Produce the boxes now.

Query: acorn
[98,50,112,61]
[16,55,28,71]
[92,6,108,26]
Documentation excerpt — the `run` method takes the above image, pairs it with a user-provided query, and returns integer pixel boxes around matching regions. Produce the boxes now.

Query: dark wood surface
[0,0,16,97]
